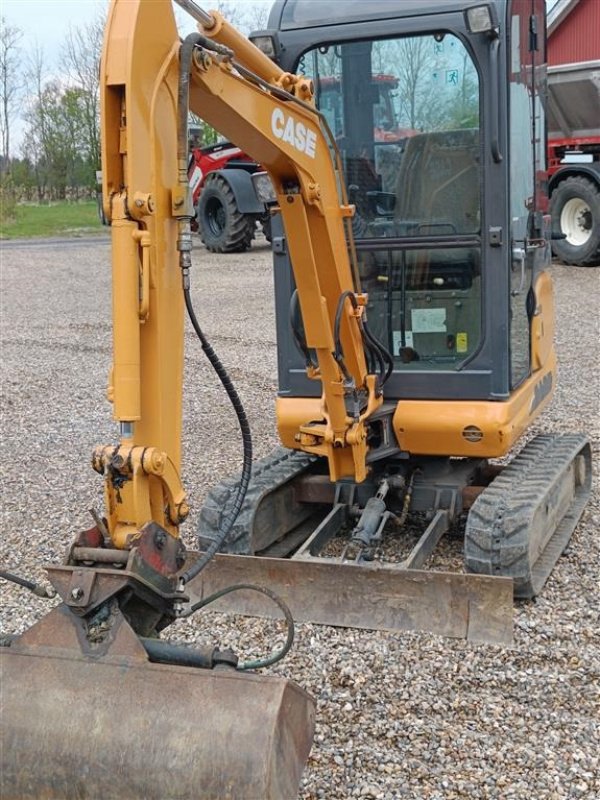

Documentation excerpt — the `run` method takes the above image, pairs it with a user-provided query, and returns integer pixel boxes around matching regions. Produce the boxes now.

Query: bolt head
[71,587,84,600]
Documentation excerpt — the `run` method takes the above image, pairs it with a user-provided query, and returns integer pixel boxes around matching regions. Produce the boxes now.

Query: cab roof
[268,0,507,31]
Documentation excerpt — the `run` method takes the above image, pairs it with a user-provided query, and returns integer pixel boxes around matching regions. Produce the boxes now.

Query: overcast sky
[3,0,272,150]
[3,0,563,71]
[3,0,562,152]
[4,1,107,64]
[3,0,271,70]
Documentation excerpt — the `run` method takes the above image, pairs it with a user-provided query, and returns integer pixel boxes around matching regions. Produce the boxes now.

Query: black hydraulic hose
[178,288,253,585]
[362,319,394,386]
[361,330,386,390]
[176,32,253,585]
[188,583,295,670]
[333,291,358,382]
[332,291,393,390]
[0,569,36,592]
[290,289,316,370]
[0,569,55,598]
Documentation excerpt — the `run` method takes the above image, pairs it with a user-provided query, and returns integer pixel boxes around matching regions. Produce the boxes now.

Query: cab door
[508,0,548,387]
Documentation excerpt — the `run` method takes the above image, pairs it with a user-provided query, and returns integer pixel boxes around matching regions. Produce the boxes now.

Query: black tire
[197,173,255,253]
[260,214,272,243]
[550,175,600,267]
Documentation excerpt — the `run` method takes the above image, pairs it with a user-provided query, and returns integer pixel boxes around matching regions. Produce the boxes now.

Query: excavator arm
[186,16,387,481]
[101,1,384,547]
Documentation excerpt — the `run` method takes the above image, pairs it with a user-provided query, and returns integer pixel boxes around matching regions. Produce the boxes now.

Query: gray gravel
[1,236,599,799]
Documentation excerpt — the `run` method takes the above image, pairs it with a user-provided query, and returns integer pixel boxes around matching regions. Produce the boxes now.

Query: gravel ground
[1,235,599,799]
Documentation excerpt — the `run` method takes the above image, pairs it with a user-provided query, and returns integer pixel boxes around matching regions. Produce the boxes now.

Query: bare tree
[243,2,271,32]
[379,37,437,131]
[24,34,102,200]
[22,43,52,198]
[61,9,105,169]
[0,16,23,169]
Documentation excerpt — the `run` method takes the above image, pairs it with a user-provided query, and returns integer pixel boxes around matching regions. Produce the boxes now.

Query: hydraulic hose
[178,287,253,585]
[176,33,253,585]
[290,290,316,370]
[362,319,394,386]
[141,584,294,671]
[188,583,295,670]
[0,569,36,592]
[0,569,55,598]
[140,637,244,670]
[332,291,394,392]
[333,291,358,371]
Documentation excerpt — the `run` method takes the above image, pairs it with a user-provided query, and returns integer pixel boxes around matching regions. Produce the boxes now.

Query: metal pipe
[72,547,129,564]
[120,421,134,439]
[173,0,215,29]
[140,637,220,669]
[177,33,204,188]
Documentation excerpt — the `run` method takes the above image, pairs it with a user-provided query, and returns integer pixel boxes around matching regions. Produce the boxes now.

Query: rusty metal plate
[1,609,315,800]
[186,553,513,645]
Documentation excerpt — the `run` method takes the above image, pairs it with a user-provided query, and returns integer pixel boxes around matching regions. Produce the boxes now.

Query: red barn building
[547,0,600,65]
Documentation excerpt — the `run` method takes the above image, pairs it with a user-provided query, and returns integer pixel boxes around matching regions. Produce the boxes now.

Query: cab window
[301,34,482,370]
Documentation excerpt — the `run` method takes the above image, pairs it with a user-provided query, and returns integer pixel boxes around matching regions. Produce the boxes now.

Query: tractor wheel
[197,173,255,253]
[261,214,272,243]
[550,176,600,267]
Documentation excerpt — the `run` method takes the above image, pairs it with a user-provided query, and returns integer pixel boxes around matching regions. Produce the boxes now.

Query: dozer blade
[186,553,514,645]
[0,605,315,800]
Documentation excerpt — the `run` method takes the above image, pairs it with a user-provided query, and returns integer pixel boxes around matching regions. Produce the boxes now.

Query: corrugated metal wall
[548,0,600,65]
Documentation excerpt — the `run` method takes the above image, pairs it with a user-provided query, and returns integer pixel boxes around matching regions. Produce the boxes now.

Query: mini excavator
[194,0,590,641]
[0,0,591,798]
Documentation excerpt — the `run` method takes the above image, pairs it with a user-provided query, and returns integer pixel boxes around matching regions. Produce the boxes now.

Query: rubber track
[464,433,591,598]
[198,447,317,554]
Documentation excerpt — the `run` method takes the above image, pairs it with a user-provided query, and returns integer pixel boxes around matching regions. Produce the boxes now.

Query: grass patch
[0,201,105,240]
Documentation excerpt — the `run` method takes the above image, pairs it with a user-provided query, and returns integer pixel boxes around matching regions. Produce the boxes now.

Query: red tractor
[188,75,415,253]
[188,141,272,253]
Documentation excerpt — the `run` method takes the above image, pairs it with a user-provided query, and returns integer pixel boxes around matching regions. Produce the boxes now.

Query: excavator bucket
[0,603,315,800]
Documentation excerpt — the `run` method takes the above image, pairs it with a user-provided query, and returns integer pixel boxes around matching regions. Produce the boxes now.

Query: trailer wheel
[198,173,255,253]
[550,176,600,267]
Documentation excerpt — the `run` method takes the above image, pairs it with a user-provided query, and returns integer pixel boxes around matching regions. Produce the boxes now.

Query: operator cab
[256,0,549,401]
